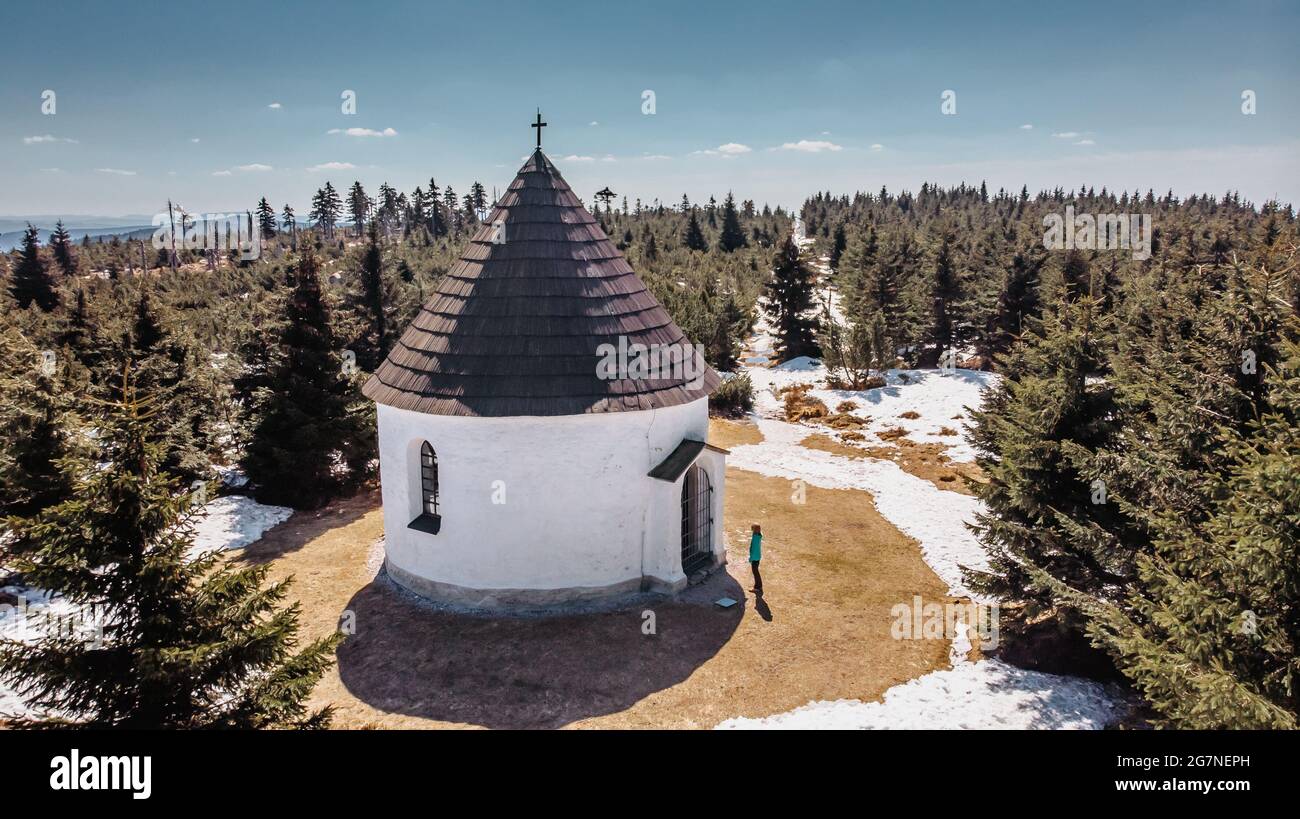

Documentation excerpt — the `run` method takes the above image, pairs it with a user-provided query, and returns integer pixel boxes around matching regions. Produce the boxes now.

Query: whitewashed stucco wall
[375,397,717,602]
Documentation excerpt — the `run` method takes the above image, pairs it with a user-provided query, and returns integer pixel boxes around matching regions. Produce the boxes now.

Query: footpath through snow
[718,243,1123,729]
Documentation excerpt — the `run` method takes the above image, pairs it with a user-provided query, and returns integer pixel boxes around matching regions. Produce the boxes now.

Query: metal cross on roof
[532,109,547,148]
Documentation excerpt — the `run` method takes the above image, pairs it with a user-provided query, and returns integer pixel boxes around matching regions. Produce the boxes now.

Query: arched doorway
[680,464,713,575]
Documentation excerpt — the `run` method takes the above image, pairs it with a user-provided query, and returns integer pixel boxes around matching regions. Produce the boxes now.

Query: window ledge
[408,513,441,535]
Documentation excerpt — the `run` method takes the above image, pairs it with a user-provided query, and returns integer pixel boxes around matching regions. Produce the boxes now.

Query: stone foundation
[385,558,685,611]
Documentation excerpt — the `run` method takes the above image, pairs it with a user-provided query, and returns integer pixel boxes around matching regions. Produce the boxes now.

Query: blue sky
[3,0,1297,219]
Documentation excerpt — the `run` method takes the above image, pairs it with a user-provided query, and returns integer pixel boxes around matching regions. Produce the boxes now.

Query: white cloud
[589,121,599,126]
[777,139,843,153]
[821,130,832,135]
[267,102,282,109]
[40,167,62,173]
[692,142,752,157]
[23,134,78,144]
[870,143,884,152]
[212,163,273,176]
[96,168,136,176]
[307,161,356,172]
[562,154,595,162]
[327,127,397,137]
[1019,124,1033,130]
[1074,139,1096,146]
[190,137,201,143]
[641,154,672,161]
[1052,131,1080,139]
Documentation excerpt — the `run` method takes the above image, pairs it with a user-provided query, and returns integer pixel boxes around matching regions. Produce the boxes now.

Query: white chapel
[362,138,727,609]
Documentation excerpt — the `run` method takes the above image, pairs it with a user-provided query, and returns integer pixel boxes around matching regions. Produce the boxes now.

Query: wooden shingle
[363,149,722,417]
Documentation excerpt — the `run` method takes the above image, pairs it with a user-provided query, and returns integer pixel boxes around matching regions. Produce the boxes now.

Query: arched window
[680,465,713,575]
[419,442,439,515]
[409,441,441,535]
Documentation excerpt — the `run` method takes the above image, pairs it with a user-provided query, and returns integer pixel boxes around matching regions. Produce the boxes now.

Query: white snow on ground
[1,494,293,718]
[729,415,990,600]
[750,359,996,463]
[720,256,1125,728]
[742,308,777,366]
[188,495,292,559]
[716,659,1123,730]
[0,586,107,719]
[214,463,249,489]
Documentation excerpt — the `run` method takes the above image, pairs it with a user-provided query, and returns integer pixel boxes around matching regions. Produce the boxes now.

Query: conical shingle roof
[363,149,722,417]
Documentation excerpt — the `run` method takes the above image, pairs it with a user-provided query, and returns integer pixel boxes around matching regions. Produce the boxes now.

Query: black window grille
[680,465,713,575]
[420,441,439,516]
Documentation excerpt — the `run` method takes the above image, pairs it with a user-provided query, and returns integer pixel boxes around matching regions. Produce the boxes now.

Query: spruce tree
[1080,338,1300,728]
[0,327,78,517]
[928,234,963,363]
[242,247,374,509]
[837,228,878,319]
[967,297,1134,614]
[718,192,747,253]
[350,221,390,371]
[50,220,77,277]
[763,234,820,362]
[101,286,220,484]
[426,177,446,238]
[255,198,278,240]
[347,182,370,237]
[828,223,847,271]
[868,230,919,358]
[281,204,297,249]
[985,250,1043,359]
[9,225,59,311]
[683,209,709,252]
[0,366,340,728]
[442,185,461,235]
[469,182,488,220]
[309,183,342,240]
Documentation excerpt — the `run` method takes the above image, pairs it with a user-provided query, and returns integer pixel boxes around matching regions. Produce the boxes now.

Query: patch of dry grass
[778,383,828,422]
[801,433,985,496]
[708,418,764,449]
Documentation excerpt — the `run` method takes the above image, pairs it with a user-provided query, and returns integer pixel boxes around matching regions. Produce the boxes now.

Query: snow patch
[716,659,1123,730]
[747,359,997,463]
[773,355,820,372]
[729,415,990,600]
[189,495,293,558]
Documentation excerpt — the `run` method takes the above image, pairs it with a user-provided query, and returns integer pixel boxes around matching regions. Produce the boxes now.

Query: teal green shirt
[749,533,762,562]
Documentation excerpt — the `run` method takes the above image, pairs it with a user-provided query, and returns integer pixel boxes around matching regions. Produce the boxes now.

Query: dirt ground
[242,419,957,729]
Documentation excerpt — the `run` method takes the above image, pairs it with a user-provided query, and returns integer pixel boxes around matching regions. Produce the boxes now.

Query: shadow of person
[336,569,745,729]
[753,593,773,622]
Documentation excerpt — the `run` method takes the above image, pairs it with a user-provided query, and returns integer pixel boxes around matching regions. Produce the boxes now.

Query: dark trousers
[750,560,763,593]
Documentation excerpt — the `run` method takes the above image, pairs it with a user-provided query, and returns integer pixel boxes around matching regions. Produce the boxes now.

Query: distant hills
[0,222,157,252]
[0,215,313,252]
